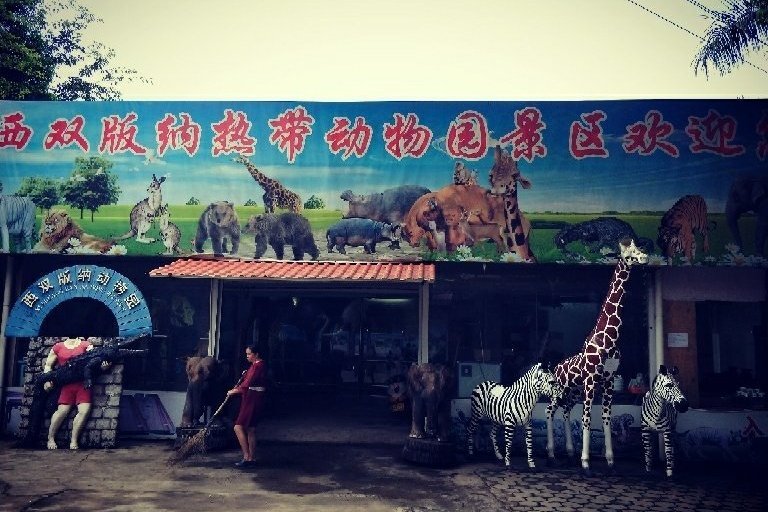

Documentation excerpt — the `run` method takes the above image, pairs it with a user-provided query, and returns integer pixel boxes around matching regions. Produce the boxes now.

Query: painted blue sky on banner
[2,99,767,213]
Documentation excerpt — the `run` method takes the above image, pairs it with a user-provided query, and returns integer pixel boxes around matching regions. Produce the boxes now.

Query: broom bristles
[166,391,232,466]
[166,427,210,466]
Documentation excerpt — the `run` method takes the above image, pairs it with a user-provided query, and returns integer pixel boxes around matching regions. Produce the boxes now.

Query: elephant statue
[180,356,227,427]
[725,176,768,255]
[407,363,454,442]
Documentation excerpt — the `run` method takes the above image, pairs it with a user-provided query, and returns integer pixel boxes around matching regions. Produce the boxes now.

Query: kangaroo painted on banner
[157,203,182,255]
[112,174,165,244]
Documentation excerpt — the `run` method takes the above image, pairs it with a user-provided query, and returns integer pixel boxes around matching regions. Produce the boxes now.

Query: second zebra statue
[466,363,562,470]
[641,364,689,478]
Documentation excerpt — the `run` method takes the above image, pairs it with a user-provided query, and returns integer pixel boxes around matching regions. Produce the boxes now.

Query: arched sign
[4,265,152,337]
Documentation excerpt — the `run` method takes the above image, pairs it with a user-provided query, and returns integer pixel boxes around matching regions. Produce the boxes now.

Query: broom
[167,396,231,466]
[167,371,246,466]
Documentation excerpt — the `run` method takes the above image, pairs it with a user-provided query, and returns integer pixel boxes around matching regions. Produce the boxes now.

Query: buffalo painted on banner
[1,99,767,266]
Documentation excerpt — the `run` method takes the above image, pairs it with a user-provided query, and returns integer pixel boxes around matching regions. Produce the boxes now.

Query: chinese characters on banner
[1,99,767,265]
[1,105,759,161]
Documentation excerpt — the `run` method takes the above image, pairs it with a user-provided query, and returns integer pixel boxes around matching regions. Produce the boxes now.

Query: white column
[208,279,222,358]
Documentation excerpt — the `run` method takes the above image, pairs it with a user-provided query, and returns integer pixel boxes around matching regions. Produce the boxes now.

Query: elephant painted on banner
[725,176,768,255]
[181,356,227,427]
[407,363,454,442]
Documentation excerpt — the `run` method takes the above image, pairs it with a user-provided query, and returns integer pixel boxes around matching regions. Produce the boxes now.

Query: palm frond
[693,0,768,76]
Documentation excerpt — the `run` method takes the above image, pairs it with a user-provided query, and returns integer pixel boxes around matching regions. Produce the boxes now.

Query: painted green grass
[528,213,749,263]
[36,205,347,256]
[33,207,758,261]
[428,213,756,264]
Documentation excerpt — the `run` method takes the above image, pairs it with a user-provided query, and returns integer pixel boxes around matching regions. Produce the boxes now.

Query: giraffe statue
[545,237,648,475]
[235,155,303,213]
[487,145,534,261]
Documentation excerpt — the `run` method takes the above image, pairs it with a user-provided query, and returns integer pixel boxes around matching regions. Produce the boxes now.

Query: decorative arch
[4,265,152,338]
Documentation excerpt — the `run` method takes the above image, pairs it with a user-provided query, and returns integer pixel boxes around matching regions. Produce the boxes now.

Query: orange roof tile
[149,258,435,283]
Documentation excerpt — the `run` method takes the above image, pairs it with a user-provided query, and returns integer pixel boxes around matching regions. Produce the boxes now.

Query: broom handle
[210,396,229,419]
[206,368,247,424]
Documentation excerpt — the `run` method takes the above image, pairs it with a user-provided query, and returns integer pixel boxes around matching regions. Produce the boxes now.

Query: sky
[69,0,768,101]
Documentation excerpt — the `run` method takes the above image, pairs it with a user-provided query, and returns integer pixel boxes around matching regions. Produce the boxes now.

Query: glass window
[429,264,650,400]
[696,301,767,410]
[122,282,209,392]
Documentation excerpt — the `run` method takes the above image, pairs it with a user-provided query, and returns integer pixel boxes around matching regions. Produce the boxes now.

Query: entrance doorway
[218,288,419,397]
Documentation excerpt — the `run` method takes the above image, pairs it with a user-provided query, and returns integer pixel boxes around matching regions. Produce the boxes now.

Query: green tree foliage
[186,196,200,205]
[304,195,325,210]
[0,0,54,99]
[1,0,149,100]
[60,156,120,221]
[16,176,61,212]
[693,0,768,76]
[244,198,259,206]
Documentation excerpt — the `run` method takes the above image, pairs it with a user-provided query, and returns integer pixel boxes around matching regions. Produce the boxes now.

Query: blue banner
[1,99,767,266]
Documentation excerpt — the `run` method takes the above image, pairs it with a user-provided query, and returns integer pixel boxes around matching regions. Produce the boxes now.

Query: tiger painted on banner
[657,194,711,262]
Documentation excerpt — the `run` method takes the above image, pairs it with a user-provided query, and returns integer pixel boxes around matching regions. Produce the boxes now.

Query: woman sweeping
[227,345,267,467]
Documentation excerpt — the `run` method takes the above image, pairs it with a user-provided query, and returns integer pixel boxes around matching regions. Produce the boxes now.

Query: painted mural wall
[2,99,767,265]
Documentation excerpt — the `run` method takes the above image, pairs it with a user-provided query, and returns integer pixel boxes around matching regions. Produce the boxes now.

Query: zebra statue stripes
[641,364,689,478]
[466,363,563,470]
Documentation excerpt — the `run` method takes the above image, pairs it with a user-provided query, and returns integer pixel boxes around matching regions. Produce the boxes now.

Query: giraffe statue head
[618,237,649,266]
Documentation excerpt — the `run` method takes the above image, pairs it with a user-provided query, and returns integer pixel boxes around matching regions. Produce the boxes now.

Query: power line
[625,0,768,75]
[626,0,704,40]
[683,0,728,22]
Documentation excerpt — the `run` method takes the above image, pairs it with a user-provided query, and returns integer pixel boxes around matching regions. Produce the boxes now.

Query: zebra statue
[466,363,563,470]
[641,364,689,478]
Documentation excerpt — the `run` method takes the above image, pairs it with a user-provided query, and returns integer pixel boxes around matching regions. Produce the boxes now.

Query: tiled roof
[149,258,435,283]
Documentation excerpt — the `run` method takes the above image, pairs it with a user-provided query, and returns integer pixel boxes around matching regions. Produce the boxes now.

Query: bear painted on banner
[194,201,241,256]
[243,212,319,260]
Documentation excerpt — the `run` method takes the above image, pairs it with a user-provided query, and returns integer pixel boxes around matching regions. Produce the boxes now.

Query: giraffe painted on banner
[545,237,648,475]
[487,145,535,261]
[235,155,302,213]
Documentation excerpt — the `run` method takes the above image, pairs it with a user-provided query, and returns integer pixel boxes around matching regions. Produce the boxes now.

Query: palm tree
[693,0,768,76]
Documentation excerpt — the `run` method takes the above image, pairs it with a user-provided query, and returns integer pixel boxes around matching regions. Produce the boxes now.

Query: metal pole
[0,256,15,433]
[647,270,657,376]
[654,270,666,461]
[418,282,429,365]
[655,271,664,369]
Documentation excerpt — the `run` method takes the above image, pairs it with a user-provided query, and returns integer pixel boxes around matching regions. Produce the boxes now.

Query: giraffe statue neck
[583,258,631,353]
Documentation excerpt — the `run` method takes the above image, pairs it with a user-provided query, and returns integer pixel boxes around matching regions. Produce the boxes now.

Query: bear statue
[180,355,229,427]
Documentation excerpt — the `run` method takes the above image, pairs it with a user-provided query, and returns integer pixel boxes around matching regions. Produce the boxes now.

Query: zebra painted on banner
[466,363,563,470]
[641,365,689,478]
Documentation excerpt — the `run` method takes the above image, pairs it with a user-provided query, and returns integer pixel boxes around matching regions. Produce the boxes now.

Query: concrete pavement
[1,432,765,512]
[2,392,765,511]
